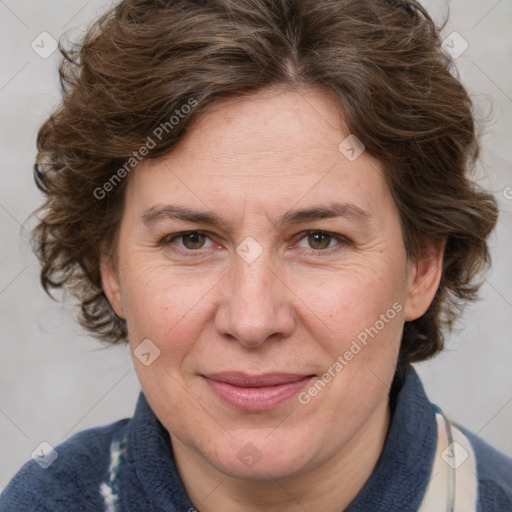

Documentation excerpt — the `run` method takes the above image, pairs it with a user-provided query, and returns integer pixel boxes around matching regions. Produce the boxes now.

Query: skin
[102,86,444,511]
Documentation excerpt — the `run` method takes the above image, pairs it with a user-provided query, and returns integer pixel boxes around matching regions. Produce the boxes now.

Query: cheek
[291,259,406,416]
[120,265,219,422]
[296,261,406,344]
[120,261,221,359]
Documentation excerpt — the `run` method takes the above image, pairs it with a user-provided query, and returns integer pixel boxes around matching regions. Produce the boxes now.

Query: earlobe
[100,254,125,319]
[404,239,446,322]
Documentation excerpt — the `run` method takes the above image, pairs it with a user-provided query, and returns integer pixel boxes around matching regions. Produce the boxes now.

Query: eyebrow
[141,202,372,228]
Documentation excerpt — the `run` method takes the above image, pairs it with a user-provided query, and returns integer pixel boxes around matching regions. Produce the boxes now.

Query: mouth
[201,372,315,411]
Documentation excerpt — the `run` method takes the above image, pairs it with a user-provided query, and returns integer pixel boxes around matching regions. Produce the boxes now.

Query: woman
[1,0,511,510]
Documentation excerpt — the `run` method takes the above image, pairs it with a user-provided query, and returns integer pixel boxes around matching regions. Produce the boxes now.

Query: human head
[29,0,501,499]
[32,0,497,412]
[33,0,497,368]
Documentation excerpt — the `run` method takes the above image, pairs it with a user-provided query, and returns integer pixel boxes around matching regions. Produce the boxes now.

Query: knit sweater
[1,365,511,511]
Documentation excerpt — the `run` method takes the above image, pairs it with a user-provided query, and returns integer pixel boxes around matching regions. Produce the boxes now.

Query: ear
[403,238,446,322]
[100,249,125,319]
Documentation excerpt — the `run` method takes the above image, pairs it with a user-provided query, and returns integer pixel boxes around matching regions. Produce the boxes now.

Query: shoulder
[458,424,512,511]
[0,418,130,512]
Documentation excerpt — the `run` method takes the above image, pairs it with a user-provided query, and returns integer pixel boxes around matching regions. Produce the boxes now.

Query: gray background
[0,0,511,490]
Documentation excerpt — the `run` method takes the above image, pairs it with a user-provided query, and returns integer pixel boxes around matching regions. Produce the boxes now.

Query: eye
[161,229,348,258]
[179,232,209,250]
[295,230,348,252]
[163,230,215,253]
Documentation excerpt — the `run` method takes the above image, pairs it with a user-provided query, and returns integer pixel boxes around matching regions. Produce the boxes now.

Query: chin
[199,430,315,481]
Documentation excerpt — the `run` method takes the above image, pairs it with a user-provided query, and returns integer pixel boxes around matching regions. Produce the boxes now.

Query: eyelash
[161,230,350,258]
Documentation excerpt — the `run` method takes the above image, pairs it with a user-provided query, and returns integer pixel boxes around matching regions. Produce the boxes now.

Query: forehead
[125,87,390,219]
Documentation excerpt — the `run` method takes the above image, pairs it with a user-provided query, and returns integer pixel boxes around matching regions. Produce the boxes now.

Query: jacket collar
[346,364,436,511]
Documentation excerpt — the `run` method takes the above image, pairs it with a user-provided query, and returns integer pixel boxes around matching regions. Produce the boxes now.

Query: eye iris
[183,233,205,249]
[308,232,331,250]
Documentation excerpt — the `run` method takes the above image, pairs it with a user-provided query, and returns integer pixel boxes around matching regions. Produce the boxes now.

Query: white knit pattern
[99,438,127,512]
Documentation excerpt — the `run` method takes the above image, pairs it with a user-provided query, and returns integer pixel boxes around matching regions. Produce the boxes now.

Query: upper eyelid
[165,230,213,245]
[294,230,348,243]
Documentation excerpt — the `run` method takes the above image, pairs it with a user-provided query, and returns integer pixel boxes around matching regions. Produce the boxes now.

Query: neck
[171,398,391,512]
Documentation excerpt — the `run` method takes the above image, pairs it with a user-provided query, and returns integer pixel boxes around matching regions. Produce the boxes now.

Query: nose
[214,252,295,348]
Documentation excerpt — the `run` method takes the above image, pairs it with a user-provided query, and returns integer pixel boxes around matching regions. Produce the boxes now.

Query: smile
[201,372,315,411]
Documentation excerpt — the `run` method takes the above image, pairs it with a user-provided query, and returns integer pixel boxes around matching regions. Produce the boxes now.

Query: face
[102,87,442,482]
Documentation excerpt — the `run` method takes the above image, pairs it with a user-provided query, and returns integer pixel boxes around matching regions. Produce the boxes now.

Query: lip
[201,372,314,411]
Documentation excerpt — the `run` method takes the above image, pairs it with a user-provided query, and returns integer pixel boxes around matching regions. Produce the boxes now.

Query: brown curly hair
[32,0,498,365]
